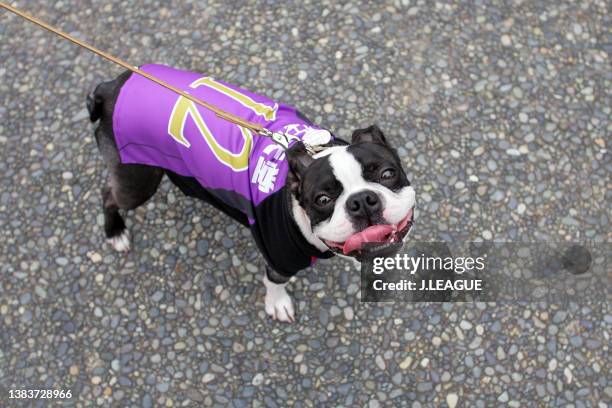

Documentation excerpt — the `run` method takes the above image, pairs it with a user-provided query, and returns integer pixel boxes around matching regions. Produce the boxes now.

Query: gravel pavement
[1,0,610,406]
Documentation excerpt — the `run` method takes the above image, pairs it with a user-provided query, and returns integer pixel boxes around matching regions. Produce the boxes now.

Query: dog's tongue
[343,224,395,255]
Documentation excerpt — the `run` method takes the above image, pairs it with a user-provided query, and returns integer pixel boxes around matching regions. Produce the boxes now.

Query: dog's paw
[265,289,295,322]
[107,230,130,252]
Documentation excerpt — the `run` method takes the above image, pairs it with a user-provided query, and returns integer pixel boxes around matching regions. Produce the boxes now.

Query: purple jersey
[112,64,334,276]
[113,64,324,223]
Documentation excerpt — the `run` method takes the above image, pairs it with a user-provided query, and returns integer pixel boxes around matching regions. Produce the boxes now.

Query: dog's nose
[346,190,381,217]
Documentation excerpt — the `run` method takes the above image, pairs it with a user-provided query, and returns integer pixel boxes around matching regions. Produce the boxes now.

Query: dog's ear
[286,142,315,196]
[351,124,388,146]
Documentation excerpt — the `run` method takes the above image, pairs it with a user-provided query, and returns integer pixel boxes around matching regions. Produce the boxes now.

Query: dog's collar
[260,128,333,156]
[301,128,333,154]
[304,143,330,156]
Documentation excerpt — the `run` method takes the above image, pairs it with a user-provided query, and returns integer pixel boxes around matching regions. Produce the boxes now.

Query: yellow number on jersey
[167,78,253,171]
[194,77,278,121]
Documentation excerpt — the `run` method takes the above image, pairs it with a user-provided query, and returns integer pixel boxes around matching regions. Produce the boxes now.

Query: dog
[87,64,415,322]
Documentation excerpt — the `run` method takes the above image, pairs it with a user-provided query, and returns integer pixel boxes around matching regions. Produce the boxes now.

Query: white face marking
[312,147,415,243]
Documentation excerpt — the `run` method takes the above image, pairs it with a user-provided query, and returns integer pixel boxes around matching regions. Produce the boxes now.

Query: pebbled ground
[0,0,610,406]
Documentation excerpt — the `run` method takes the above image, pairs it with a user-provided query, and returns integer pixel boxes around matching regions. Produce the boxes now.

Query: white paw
[263,276,295,322]
[265,290,295,322]
[107,230,130,252]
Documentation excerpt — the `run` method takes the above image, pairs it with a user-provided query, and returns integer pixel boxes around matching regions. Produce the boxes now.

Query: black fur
[291,153,343,227]
[286,142,314,198]
[351,124,387,145]
[101,186,126,239]
[348,142,410,191]
[86,88,103,122]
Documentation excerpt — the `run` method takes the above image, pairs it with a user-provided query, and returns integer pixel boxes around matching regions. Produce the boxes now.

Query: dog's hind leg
[88,74,164,252]
[101,183,128,252]
[102,163,164,252]
[88,73,164,252]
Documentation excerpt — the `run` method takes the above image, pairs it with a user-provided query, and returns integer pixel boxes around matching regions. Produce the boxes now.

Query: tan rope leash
[0,2,269,136]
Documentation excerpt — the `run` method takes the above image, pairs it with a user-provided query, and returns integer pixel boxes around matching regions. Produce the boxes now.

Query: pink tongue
[343,224,395,255]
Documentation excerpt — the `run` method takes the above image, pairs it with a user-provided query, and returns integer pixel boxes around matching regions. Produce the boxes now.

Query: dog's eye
[380,169,396,180]
[315,194,332,206]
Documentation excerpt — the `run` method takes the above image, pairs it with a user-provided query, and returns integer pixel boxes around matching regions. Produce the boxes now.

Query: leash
[0,2,324,152]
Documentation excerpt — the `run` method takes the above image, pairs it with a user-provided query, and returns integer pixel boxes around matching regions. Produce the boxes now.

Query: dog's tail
[86,84,104,123]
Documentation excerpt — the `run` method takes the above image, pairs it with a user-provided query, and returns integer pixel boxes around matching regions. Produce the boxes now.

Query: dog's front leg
[263,267,295,322]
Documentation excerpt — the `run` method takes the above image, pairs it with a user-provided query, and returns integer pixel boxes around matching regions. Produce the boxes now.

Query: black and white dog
[88,66,415,322]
